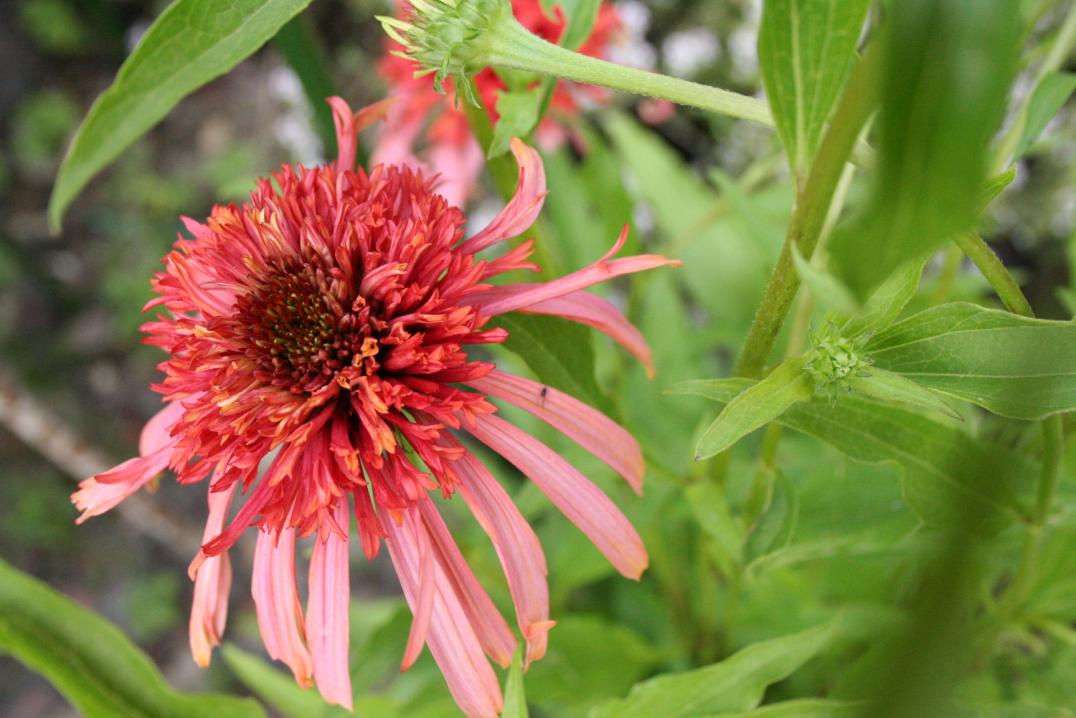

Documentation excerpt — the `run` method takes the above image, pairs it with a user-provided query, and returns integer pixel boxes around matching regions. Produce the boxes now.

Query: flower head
[376,0,621,206]
[73,97,677,716]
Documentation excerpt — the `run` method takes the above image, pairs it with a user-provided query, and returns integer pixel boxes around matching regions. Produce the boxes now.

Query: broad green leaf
[694,357,815,460]
[1016,72,1076,159]
[489,90,543,158]
[502,646,529,718]
[223,645,346,718]
[708,699,862,718]
[865,302,1076,420]
[672,379,1033,530]
[829,0,1021,298]
[589,622,837,718]
[757,0,871,183]
[496,313,609,414]
[49,0,313,230]
[847,368,960,420]
[840,259,925,339]
[791,243,859,316]
[0,559,266,718]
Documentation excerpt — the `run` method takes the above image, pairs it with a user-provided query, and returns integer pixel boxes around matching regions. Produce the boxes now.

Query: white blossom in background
[267,65,323,167]
[662,28,720,78]
[609,1,658,70]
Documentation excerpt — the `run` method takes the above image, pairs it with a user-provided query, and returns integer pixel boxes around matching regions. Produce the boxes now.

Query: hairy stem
[735,42,882,378]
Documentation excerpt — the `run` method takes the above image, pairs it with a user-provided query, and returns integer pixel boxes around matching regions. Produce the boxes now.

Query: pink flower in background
[72,97,677,717]
[376,0,622,206]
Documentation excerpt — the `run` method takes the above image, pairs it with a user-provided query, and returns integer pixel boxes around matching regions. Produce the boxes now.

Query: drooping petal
[307,501,352,710]
[252,528,314,686]
[466,227,680,316]
[139,400,186,456]
[465,369,644,494]
[472,289,655,376]
[383,508,503,718]
[189,481,236,667]
[449,446,554,666]
[457,139,547,255]
[466,413,648,580]
[417,498,517,667]
[427,133,486,209]
[400,517,435,671]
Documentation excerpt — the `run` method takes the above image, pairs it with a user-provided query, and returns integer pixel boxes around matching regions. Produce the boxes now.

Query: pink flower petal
[465,369,644,494]
[71,447,171,524]
[457,139,547,255]
[465,226,680,316]
[400,518,435,671]
[417,498,517,667]
[473,289,655,377]
[139,400,185,456]
[450,446,552,666]
[189,480,236,667]
[466,413,648,580]
[307,501,352,710]
[252,528,314,686]
[328,96,392,173]
[382,508,503,718]
[428,134,485,209]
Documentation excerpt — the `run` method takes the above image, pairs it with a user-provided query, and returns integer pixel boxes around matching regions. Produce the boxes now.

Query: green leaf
[223,645,345,718]
[707,698,862,718]
[757,0,871,183]
[48,0,313,231]
[496,313,609,414]
[489,89,543,158]
[840,259,925,339]
[502,646,529,718]
[790,243,859,316]
[559,0,602,51]
[865,302,1076,420]
[847,367,961,420]
[672,379,1033,531]
[829,0,1022,298]
[744,472,800,563]
[1016,71,1076,159]
[694,357,815,460]
[0,559,266,718]
[589,622,837,718]
[685,481,744,576]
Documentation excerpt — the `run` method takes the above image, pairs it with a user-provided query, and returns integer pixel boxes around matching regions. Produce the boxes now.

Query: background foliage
[2,0,1076,716]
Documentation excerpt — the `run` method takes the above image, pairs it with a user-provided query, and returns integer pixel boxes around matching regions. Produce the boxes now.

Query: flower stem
[487,18,772,126]
[953,233,1033,317]
[735,41,882,378]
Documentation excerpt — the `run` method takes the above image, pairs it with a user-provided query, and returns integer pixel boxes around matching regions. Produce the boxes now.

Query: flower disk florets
[805,323,872,399]
[144,158,522,547]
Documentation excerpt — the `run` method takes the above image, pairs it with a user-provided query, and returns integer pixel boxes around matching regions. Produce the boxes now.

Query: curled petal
[72,447,171,524]
[465,369,644,494]
[450,447,552,666]
[189,481,237,667]
[467,227,680,316]
[383,508,503,718]
[328,96,393,173]
[457,139,546,255]
[307,501,352,709]
[253,528,313,686]
[466,413,648,580]
[479,289,655,377]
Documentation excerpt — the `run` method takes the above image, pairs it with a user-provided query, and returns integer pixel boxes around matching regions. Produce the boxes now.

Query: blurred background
[2,1,1075,716]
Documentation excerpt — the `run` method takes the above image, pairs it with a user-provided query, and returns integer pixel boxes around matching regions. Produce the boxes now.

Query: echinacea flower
[72,97,677,717]
[375,0,621,206]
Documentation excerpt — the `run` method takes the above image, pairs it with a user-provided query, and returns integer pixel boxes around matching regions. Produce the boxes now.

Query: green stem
[488,19,772,126]
[735,42,882,378]
[928,245,963,306]
[953,233,1033,317]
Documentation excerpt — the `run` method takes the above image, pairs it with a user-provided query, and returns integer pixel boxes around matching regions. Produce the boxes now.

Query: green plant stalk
[487,19,772,126]
[735,42,882,379]
[928,245,963,306]
[954,233,1063,621]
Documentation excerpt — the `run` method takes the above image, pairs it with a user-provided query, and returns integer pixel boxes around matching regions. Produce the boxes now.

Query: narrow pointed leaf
[0,559,266,718]
[694,357,815,460]
[674,378,1033,531]
[840,259,925,339]
[502,646,529,718]
[707,699,862,717]
[49,0,313,231]
[1016,72,1076,159]
[791,243,859,316]
[590,622,838,718]
[758,0,871,183]
[847,368,961,420]
[865,302,1076,420]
